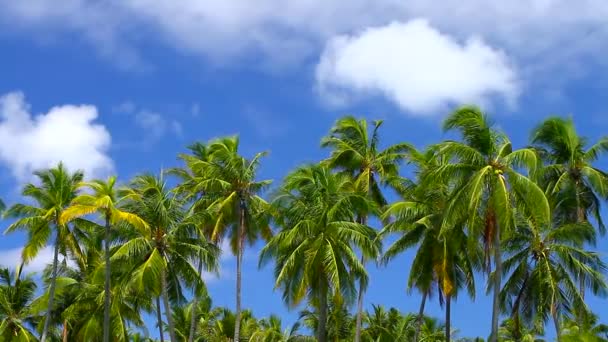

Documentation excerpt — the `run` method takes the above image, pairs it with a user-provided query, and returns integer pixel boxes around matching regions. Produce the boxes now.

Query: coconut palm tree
[53,251,152,341]
[60,176,148,342]
[113,173,219,342]
[531,117,608,233]
[178,136,271,342]
[249,314,314,342]
[261,165,379,342]
[0,267,38,341]
[381,147,479,342]
[561,312,608,341]
[498,214,607,339]
[434,107,550,341]
[4,163,84,342]
[531,117,608,307]
[321,116,410,342]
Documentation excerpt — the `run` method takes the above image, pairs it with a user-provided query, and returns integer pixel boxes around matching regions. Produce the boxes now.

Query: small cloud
[114,102,183,144]
[191,103,201,118]
[112,101,136,114]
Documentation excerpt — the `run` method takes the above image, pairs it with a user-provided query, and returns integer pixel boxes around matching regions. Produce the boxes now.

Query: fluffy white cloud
[0,92,113,181]
[316,20,518,114]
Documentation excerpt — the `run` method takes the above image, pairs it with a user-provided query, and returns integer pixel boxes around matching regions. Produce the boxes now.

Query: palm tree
[53,250,152,341]
[561,312,608,341]
[434,106,550,341]
[4,163,84,342]
[113,173,219,342]
[180,136,271,342]
[60,176,148,342]
[298,299,354,342]
[249,314,313,342]
[261,165,379,342]
[499,214,607,339]
[321,116,410,342]
[381,148,478,342]
[0,267,38,341]
[531,117,608,306]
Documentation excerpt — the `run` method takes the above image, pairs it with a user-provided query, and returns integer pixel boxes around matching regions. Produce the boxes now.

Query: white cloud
[315,20,518,114]
[0,245,74,274]
[0,92,113,181]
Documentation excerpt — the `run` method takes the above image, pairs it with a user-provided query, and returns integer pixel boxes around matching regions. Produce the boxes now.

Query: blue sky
[0,1,607,339]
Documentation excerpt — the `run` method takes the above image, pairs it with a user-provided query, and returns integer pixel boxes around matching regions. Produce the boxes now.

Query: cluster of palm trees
[1,106,607,342]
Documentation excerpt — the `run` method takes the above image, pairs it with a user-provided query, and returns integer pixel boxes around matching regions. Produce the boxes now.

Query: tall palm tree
[531,116,608,306]
[434,107,550,341]
[260,165,379,342]
[113,173,219,342]
[381,147,478,342]
[60,176,148,342]
[321,116,410,342]
[180,136,272,342]
[0,266,38,341]
[4,163,84,342]
[499,215,607,339]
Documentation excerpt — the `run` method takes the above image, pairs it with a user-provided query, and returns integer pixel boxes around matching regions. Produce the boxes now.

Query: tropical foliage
[1,109,607,341]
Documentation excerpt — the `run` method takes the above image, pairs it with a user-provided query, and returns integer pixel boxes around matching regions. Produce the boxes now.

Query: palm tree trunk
[234,203,246,342]
[575,183,586,324]
[161,268,178,342]
[318,279,328,342]
[40,229,61,342]
[445,295,451,342]
[490,220,501,342]
[354,215,368,342]
[355,260,365,342]
[103,215,111,342]
[188,252,204,342]
[156,296,165,342]
[414,291,428,342]
[553,310,561,341]
[62,320,69,342]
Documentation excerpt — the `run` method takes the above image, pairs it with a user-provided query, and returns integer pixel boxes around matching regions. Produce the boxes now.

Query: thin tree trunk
[354,258,365,342]
[445,295,451,342]
[575,183,586,323]
[234,203,245,342]
[318,280,328,342]
[414,291,428,342]
[553,310,561,342]
[62,320,68,342]
[188,252,204,342]
[354,214,368,342]
[161,268,178,342]
[490,220,501,342]
[156,297,165,342]
[40,229,61,342]
[103,215,111,342]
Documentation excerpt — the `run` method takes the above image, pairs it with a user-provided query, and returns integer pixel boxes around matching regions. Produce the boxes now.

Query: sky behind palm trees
[1,1,608,339]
